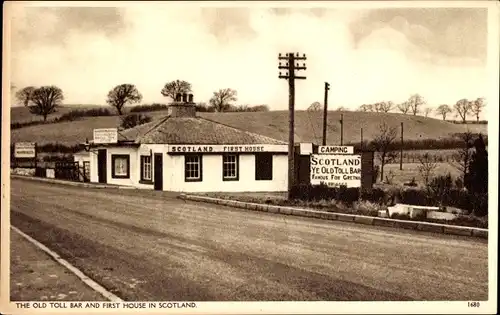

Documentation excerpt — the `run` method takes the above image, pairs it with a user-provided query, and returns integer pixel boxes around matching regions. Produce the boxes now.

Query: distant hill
[10,106,488,146]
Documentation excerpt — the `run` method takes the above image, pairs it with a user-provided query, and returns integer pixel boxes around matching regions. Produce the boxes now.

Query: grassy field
[10,105,488,146]
[381,162,461,186]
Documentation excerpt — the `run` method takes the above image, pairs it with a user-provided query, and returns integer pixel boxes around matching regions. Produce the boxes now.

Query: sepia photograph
[1,1,498,314]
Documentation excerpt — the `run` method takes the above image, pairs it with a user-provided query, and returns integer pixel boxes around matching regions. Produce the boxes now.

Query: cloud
[9,5,488,113]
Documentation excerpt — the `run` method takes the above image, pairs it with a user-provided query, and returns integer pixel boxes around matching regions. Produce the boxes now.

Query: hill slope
[10,109,487,146]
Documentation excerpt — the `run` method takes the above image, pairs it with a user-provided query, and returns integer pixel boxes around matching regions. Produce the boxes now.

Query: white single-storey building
[84,94,289,192]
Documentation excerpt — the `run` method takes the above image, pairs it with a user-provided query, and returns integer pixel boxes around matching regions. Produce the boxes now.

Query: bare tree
[408,94,426,116]
[15,86,36,107]
[336,106,348,111]
[358,104,373,112]
[397,101,411,115]
[450,131,475,187]
[471,97,486,122]
[160,80,192,101]
[423,107,432,118]
[29,86,64,121]
[371,123,398,182]
[307,101,322,111]
[435,104,452,121]
[209,88,238,112]
[378,101,394,113]
[107,84,142,115]
[454,98,472,123]
[417,153,438,186]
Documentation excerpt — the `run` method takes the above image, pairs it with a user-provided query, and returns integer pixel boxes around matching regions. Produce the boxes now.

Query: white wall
[90,150,99,183]
[165,153,288,192]
[88,143,288,192]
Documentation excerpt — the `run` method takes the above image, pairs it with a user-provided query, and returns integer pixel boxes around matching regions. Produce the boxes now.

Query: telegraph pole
[279,52,307,199]
[340,114,344,146]
[360,128,363,150]
[322,82,330,145]
[400,122,404,170]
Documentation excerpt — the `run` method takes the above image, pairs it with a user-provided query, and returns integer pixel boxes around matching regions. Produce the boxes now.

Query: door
[154,153,163,191]
[97,149,107,183]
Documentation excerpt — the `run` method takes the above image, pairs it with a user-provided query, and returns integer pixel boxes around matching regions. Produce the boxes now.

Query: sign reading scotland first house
[14,142,36,158]
[167,144,288,154]
[93,128,118,144]
[310,154,362,188]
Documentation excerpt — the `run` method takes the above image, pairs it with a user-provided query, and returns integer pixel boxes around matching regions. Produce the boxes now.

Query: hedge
[291,183,487,217]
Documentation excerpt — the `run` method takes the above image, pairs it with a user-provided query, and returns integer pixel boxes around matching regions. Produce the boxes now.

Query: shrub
[399,188,431,206]
[56,108,113,122]
[120,113,152,130]
[362,188,386,205]
[130,103,168,113]
[472,193,488,217]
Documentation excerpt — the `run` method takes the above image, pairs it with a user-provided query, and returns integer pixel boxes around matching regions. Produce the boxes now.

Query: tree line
[14,80,268,123]
[307,93,487,123]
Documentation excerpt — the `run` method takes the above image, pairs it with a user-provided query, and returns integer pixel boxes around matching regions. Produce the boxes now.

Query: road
[10,179,488,301]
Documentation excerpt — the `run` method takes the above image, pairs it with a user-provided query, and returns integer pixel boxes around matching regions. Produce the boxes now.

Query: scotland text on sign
[167,144,288,153]
[93,128,118,144]
[310,154,362,188]
[14,142,36,158]
[318,146,354,154]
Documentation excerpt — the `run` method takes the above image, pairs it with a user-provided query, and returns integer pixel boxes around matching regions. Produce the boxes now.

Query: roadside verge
[179,194,488,239]
[11,226,123,302]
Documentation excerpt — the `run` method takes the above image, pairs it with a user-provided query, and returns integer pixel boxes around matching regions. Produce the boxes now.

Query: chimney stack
[168,93,196,118]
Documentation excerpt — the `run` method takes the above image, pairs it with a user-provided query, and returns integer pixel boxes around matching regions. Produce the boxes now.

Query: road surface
[10,179,488,301]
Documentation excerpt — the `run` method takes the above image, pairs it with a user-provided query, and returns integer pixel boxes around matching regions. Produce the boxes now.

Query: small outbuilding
[85,94,289,192]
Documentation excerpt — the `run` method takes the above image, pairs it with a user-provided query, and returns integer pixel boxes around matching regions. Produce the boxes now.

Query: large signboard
[167,144,288,154]
[318,146,354,155]
[93,128,118,144]
[14,142,36,158]
[310,154,362,188]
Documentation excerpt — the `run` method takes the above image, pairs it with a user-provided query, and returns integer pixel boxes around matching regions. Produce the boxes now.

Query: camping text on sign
[14,142,36,158]
[318,146,354,154]
[93,128,118,144]
[310,154,362,188]
[167,144,288,154]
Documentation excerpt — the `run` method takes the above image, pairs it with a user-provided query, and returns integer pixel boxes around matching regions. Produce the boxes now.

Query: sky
[7,3,490,116]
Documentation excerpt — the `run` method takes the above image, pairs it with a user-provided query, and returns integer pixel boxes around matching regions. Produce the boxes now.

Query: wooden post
[279,52,307,200]
[400,122,403,170]
[340,114,344,145]
[360,128,363,150]
[322,82,330,145]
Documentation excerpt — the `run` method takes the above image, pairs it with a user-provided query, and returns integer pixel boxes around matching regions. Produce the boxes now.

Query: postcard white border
[2,1,498,314]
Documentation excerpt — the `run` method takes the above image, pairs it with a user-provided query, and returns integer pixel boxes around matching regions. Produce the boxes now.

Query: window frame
[255,153,273,181]
[140,155,153,183]
[111,154,130,179]
[184,154,203,182]
[222,154,239,181]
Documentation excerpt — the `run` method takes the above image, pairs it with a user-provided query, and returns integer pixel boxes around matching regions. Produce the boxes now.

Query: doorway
[154,153,163,191]
[97,149,107,183]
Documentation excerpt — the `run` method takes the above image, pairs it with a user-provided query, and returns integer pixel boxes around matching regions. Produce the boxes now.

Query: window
[140,155,152,181]
[255,153,273,180]
[185,155,202,182]
[111,154,130,179]
[222,154,239,181]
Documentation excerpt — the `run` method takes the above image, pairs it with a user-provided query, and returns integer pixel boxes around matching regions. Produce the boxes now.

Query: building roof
[120,116,287,145]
